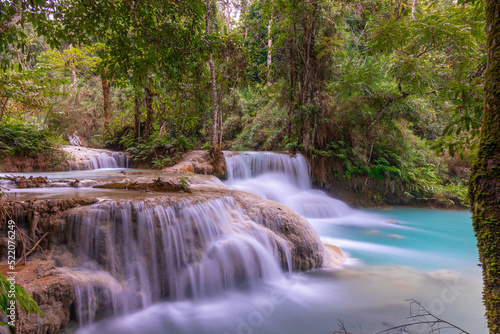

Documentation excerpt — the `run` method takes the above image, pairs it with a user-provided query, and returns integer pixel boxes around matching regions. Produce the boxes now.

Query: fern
[0,274,44,327]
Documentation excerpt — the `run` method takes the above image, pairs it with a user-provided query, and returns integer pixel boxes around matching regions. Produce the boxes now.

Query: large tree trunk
[144,85,154,139]
[206,0,219,148]
[102,72,110,131]
[468,0,500,332]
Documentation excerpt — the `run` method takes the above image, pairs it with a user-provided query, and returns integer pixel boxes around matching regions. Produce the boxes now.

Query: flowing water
[63,196,292,320]
[63,145,131,170]
[2,149,486,333]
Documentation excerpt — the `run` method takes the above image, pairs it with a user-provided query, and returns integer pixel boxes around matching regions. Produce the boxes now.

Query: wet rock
[233,191,325,271]
[0,260,76,334]
[387,220,400,225]
[0,197,98,242]
[323,244,346,268]
[94,177,191,193]
[164,150,227,179]
[3,175,49,189]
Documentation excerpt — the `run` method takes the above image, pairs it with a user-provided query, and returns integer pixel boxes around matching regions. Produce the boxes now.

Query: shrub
[0,122,57,157]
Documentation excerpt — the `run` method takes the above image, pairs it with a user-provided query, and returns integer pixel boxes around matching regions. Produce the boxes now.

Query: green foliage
[124,134,194,168]
[0,0,482,207]
[152,156,175,169]
[0,66,66,122]
[177,175,193,192]
[230,85,288,150]
[0,273,44,327]
[367,0,485,156]
[57,0,205,87]
[0,121,58,157]
[0,1,60,70]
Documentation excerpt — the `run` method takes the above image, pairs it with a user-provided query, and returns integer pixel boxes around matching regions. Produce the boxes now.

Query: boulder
[0,261,76,334]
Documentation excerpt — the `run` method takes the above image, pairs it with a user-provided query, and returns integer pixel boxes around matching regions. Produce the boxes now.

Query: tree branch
[0,4,22,35]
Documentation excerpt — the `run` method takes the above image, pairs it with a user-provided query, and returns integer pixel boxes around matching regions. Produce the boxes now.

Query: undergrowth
[0,121,59,157]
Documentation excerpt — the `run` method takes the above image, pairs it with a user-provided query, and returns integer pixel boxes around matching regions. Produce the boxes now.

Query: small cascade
[284,190,353,219]
[63,268,124,326]
[224,152,355,219]
[62,146,130,170]
[68,133,83,146]
[65,196,294,325]
[225,152,310,189]
[87,152,129,169]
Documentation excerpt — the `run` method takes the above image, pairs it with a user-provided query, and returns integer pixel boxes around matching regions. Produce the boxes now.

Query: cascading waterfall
[65,196,293,326]
[87,151,130,169]
[224,152,353,219]
[225,152,311,189]
[63,146,131,170]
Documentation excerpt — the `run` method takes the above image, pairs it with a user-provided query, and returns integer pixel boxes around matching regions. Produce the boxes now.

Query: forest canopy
[0,0,486,206]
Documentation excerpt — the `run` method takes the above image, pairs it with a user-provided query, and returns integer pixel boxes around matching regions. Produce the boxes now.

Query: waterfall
[65,196,294,325]
[225,152,311,189]
[62,146,130,170]
[224,152,353,219]
[87,151,129,169]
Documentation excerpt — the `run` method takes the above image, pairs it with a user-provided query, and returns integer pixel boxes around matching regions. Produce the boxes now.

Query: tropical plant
[0,273,44,327]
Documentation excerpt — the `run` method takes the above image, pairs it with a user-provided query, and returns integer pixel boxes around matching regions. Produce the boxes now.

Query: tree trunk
[0,97,9,122]
[288,36,296,142]
[468,0,500,332]
[69,44,78,106]
[144,85,154,139]
[225,0,231,35]
[267,19,272,85]
[134,86,141,140]
[412,0,417,20]
[219,107,223,146]
[206,0,219,148]
[102,72,110,131]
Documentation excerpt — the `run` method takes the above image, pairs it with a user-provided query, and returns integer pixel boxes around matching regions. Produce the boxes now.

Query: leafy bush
[0,122,58,157]
[122,134,194,168]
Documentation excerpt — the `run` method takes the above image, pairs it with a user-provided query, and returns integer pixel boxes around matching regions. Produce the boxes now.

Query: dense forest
[1,0,500,333]
[0,0,486,206]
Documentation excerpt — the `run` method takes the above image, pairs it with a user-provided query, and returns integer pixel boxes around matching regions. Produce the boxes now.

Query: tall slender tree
[206,0,219,147]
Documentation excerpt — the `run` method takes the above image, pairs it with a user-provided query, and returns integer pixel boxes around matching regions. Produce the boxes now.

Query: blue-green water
[314,209,480,275]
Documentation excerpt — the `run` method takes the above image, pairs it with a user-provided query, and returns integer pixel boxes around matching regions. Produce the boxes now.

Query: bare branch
[374,299,470,334]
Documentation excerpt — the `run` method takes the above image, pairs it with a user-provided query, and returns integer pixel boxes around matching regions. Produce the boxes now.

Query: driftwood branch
[374,299,470,334]
[331,299,469,334]
[16,232,49,266]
